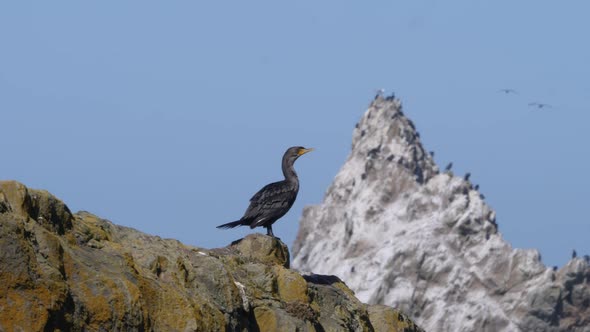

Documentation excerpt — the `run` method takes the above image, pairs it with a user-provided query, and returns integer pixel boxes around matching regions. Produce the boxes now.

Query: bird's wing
[243,181,297,222]
[250,181,289,202]
[250,216,269,228]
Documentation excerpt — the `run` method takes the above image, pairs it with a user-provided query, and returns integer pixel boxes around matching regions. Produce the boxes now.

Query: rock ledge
[0,181,422,332]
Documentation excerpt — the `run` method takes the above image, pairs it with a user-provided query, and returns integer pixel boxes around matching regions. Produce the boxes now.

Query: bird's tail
[216,219,244,229]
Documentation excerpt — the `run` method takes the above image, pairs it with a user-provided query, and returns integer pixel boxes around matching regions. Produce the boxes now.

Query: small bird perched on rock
[217,146,313,237]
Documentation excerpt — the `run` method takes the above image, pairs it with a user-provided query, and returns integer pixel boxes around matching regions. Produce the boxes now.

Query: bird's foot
[267,229,280,240]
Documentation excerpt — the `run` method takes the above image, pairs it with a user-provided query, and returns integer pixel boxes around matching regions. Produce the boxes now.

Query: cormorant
[216,146,313,237]
[445,162,453,171]
[385,92,396,101]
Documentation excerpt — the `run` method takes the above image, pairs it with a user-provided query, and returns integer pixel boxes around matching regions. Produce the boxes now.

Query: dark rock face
[0,180,422,332]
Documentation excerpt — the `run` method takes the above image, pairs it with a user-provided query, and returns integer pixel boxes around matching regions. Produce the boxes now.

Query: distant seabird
[499,89,518,94]
[528,102,552,109]
[385,91,396,101]
[374,88,385,100]
[445,162,453,171]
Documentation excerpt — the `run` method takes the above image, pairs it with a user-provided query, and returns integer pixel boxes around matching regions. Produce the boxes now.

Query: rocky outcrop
[293,96,590,332]
[0,180,422,332]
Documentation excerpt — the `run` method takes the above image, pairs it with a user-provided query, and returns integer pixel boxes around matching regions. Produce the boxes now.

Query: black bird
[216,146,313,237]
[445,162,453,171]
[385,91,396,101]
[528,102,552,109]
[499,88,518,94]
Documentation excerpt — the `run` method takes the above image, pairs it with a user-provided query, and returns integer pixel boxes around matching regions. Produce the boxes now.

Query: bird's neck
[282,160,299,184]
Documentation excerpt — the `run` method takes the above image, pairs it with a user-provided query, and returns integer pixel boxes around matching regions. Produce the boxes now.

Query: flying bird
[216,146,313,237]
[499,89,518,94]
[528,102,552,109]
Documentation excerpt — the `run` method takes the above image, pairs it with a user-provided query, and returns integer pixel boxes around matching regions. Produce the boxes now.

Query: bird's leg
[266,226,274,237]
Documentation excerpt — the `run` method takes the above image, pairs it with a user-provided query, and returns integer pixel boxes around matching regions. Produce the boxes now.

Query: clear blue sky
[1,1,588,267]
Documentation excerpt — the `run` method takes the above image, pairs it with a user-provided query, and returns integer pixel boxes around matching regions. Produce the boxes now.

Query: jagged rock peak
[293,98,590,332]
[0,180,423,332]
[352,95,438,185]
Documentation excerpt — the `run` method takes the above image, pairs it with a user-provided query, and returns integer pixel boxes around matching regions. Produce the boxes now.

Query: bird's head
[284,146,313,164]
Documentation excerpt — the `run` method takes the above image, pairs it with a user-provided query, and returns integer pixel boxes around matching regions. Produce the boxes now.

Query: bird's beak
[298,148,314,156]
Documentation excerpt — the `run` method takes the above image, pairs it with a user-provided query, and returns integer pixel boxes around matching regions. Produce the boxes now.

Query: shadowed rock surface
[0,180,422,332]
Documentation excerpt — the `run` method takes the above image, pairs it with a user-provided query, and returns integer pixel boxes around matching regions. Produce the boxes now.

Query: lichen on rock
[0,180,422,332]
